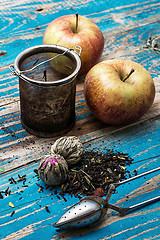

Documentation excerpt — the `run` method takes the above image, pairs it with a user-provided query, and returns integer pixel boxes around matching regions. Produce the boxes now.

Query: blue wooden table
[0,0,160,239]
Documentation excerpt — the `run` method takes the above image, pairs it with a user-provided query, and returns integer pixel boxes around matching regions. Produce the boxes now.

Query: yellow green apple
[43,14,104,74]
[84,59,155,125]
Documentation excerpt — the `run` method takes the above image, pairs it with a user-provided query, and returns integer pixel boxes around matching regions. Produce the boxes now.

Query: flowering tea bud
[38,154,68,186]
[51,136,83,165]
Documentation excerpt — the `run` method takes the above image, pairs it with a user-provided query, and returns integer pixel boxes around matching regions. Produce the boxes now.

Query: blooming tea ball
[51,136,83,165]
[38,154,68,186]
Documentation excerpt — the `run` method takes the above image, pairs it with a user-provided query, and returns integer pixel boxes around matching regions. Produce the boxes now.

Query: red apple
[43,14,104,74]
[84,59,155,125]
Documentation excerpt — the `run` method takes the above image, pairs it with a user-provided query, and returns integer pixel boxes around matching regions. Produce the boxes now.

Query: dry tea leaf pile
[61,150,133,197]
[36,136,133,199]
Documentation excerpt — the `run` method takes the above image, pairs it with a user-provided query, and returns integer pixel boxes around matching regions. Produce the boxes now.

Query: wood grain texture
[0,0,160,239]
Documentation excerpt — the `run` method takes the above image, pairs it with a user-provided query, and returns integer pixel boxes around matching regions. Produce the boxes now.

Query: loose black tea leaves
[61,150,133,197]
[45,206,50,213]
[11,211,15,217]
[9,177,17,184]
[17,174,27,183]
[0,192,3,199]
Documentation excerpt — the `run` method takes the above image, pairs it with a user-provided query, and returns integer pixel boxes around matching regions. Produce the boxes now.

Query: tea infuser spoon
[53,166,160,229]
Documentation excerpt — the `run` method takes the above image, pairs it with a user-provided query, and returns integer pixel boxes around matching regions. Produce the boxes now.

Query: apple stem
[75,12,78,33]
[122,68,135,82]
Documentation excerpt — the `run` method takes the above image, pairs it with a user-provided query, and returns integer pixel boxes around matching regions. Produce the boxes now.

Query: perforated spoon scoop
[53,167,160,229]
[53,199,103,229]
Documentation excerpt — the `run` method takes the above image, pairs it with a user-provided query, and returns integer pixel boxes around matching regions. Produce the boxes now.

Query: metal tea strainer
[53,166,160,229]
[9,45,82,137]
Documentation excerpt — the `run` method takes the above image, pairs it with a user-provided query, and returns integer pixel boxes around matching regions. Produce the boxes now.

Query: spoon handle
[114,166,160,188]
[108,195,160,216]
[105,167,160,203]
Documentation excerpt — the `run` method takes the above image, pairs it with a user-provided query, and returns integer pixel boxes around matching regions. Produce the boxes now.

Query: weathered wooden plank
[0,17,160,174]
[0,134,159,239]
[1,73,160,174]
[1,0,160,239]
[0,97,160,174]
[1,202,159,240]
[0,0,159,70]
[1,19,160,105]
